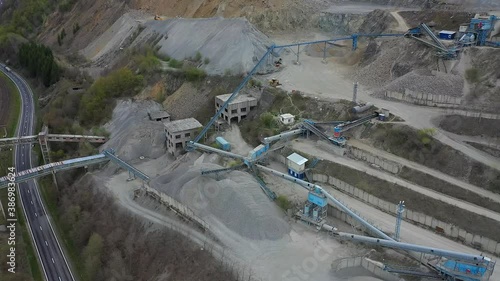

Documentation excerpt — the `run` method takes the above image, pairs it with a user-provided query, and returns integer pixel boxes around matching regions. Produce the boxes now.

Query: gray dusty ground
[102,99,166,161]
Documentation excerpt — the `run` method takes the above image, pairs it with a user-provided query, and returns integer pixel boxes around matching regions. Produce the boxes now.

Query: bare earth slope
[81,15,275,75]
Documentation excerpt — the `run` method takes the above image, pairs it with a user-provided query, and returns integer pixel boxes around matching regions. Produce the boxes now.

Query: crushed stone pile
[373,70,464,97]
[102,99,166,161]
[151,154,291,240]
[82,14,276,76]
[136,17,276,75]
[355,40,434,87]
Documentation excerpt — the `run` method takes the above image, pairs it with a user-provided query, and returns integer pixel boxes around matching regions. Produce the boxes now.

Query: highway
[1,64,75,281]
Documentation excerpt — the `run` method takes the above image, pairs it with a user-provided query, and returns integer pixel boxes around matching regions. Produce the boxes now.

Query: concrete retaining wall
[443,109,500,120]
[142,185,210,230]
[385,90,462,107]
[332,257,403,281]
[314,173,500,256]
[347,146,401,174]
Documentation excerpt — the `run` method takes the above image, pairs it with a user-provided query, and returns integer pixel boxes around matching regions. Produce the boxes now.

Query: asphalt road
[1,64,75,281]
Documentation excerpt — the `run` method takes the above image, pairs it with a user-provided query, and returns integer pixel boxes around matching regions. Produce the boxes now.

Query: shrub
[194,51,202,62]
[260,112,276,128]
[224,68,232,76]
[134,49,161,74]
[79,68,143,125]
[204,57,210,64]
[72,22,80,34]
[277,195,291,210]
[184,67,206,81]
[168,58,183,68]
[465,68,480,83]
[418,128,436,145]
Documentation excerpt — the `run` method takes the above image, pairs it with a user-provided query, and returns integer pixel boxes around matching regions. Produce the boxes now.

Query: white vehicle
[5,66,11,72]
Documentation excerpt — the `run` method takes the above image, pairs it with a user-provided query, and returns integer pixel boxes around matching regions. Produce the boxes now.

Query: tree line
[18,42,60,86]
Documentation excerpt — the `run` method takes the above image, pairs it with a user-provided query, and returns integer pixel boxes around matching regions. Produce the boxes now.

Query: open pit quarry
[72,2,500,280]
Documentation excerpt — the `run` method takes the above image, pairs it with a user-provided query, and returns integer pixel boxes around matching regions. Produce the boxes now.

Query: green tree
[79,68,143,125]
[18,42,60,86]
[260,112,276,128]
[83,233,103,280]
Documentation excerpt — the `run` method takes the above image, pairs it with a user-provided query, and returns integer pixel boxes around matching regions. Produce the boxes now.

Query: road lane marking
[31,200,33,205]
[45,241,48,246]
[39,226,43,231]
[35,212,38,217]
[52,258,55,264]
[27,189,30,193]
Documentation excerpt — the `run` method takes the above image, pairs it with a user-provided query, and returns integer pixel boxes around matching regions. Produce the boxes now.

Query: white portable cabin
[280,113,295,125]
[287,153,308,179]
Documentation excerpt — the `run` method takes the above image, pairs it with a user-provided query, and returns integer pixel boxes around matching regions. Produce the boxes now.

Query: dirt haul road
[290,139,500,222]
[348,139,500,205]
[262,39,500,171]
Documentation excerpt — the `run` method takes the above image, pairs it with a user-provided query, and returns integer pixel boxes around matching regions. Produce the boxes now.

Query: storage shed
[279,113,295,125]
[215,137,231,151]
[287,153,308,179]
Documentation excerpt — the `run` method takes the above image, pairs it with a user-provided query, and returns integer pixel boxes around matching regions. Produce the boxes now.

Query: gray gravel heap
[373,70,464,97]
[151,155,291,240]
[141,17,276,75]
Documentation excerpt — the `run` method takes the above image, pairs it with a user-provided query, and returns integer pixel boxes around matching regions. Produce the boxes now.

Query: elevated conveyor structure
[249,165,277,200]
[302,120,332,142]
[263,128,305,146]
[190,46,277,144]
[188,142,247,160]
[254,164,393,241]
[420,23,447,50]
[0,154,109,188]
[0,134,107,147]
[338,112,379,132]
[336,232,495,281]
[0,149,151,188]
[201,164,246,176]
[102,149,150,182]
[255,164,496,281]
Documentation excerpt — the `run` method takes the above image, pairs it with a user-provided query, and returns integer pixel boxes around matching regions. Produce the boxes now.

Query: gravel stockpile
[373,70,464,97]
[138,17,275,75]
[355,42,402,87]
[151,155,291,240]
[102,99,167,161]
[82,14,276,75]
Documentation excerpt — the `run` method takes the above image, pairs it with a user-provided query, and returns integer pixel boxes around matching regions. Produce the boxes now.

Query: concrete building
[287,152,308,179]
[279,113,295,125]
[149,111,171,122]
[215,94,257,125]
[164,118,202,156]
